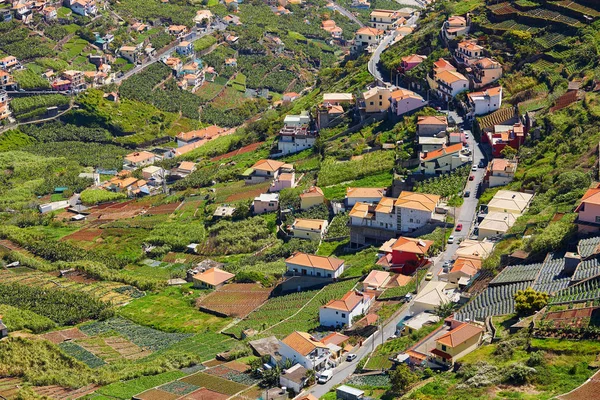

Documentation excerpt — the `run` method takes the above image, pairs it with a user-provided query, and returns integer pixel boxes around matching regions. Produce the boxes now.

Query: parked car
[464,191,471,197]
[478,161,485,168]
[469,175,475,181]
[472,165,477,171]
[318,370,333,384]
[456,223,463,231]
[425,271,434,281]
[447,235,455,244]
[346,353,357,362]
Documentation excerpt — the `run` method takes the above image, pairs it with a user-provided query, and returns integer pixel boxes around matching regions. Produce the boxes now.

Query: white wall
[397,207,432,232]
[285,262,344,279]
[319,302,366,328]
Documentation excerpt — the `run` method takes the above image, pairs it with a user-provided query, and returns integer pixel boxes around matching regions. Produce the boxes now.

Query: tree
[500,145,517,159]
[433,301,456,318]
[389,364,418,395]
[514,288,548,317]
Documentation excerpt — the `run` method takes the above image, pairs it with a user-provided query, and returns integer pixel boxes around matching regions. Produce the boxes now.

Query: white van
[318,370,333,384]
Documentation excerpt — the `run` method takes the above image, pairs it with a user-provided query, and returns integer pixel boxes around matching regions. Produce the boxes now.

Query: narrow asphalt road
[368,12,420,85]
[113,22,226,84]
[331,2,364,28]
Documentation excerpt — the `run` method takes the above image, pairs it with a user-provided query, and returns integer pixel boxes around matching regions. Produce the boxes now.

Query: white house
[123,151,157,169]
[291,218,328,240]
[244,159,294,185]
[70,0,96,16]
[369,9,405,31]
[478,212,517,239]
[285,252,345,279]
[279,364,308,394]
[443,15,469,40]
[353,27,384,51]
[319,290,372,328]
[436,70,469,101]
[279,331,331,371]
[467,86,502,116]
[389,89,427,117]
[395,191,441,233]
[487,158,517,188]
[277,114,317,155]
[455,40,484,66]
[410,280,452,315]
[420,143,470,175]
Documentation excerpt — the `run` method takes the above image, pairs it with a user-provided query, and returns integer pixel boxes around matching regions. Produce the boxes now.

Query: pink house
[389,88,427,116]
[576,185,600,234]
[253,193,279,214]
[400,54,426,73]
[51,79,71,91]
[270,172,296,192]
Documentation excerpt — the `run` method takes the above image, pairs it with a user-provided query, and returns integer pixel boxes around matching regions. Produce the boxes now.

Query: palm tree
[434,301,456,318]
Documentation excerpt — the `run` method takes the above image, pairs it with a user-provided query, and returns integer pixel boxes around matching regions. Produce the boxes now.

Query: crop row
[550,276,600,305]
[456,281,530,322]
[489,262,543,285]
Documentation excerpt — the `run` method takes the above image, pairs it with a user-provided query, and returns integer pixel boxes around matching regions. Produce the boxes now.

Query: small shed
[336,385,364,400]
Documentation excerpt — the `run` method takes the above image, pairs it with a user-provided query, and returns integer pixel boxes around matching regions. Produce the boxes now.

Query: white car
[472,165,477,171]
[346,353,357,362]
[318,370,333,384]
[447,235,455,244]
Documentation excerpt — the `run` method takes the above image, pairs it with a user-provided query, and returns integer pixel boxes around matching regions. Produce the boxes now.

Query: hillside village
[3,0,600,399]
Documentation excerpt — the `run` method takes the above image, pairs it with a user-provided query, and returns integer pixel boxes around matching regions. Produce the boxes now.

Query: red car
[469,175,475,181]
[455,223,463,232]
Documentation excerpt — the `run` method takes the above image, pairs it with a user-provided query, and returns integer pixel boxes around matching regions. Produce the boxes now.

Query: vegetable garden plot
[80,317,192,352]
[58,341,106,368]
[197,283,272,318]
[42,327,87,344]
[158,381,200,396]
[146,202,183,215]
[181,373,249,396]
[180,388,229,400]
[133,389,179,400]
[0,377,23,399]
[60,228,103,242]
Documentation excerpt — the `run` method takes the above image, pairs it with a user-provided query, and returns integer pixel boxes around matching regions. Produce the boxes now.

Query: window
[595,216,600,223]
[441,345,447,351]
[336,311,339,315]
[370,101,374,106]
[409,218,413,223]
[342,313,346,318]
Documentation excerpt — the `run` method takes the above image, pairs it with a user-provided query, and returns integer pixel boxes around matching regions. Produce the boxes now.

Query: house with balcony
[348,191,441,246]
[279,331,331,372]
[469,57,502,89]
[467,86,502,116]
[277,113,318,155]
[194,9,213,27]
[0,90,11,122]
[576,184,600,234]
[322,19,343,39]
[51,79,71,91]
[369,9,405,31]
[319,291,372,328]
[168,25,188,38]
[420,143,469,175]
[243,159,294,185]
[436,70,468,101]
[70,0,96,16]
[442,15,470,40]
[486,158,517,188]
[390,88,427,117]
[291,218,329,241]
[0,70,14,90]
[360,86,392,113]
[353,27,384,51]
[123,151,158,170]
[62,70,86,91]
[430,320,483,366]
[42,6,57,21]
[399,54,426,73]
[285,252,345,279]
[0,56,19,71]
[176,41,194,56]
[376,236,433,274]
[483,123,525,158]
[176,125,225,147]
[454,40,484,66]
[119,46,139,64]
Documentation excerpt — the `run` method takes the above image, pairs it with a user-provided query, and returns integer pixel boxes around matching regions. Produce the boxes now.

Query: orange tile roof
[364,270,390,287]
[433,58,454,70]
[458,40,483,52]
[390,88,421,101]
[281,331,327,356]
[394,191,440,211]
[177,125,224,142]
[421,143,463,161]
[320,332,349,346]
[467,86,502,101]
[580,187,600,206]
[322,19,336,28]
[178,161,196,171]
[193,267,234,286]
[375,197,395,214]
[348,202,372,218]
[346,187,385,198]
[300,186,324,198]
[417,115,447,125]
[393,274,412,286]
[125,151,155,163]
[356,27,383,36]
[402,54,426,64]
[322,290,369,312]
[391,237,433,254]
[286,252,344,271]
[437,70,468,84]
[436,322,483,347]
[447,15,466,25]
[293,218,327,231]
[490,158,515,173]
[251,159,287,172]
[450,257,481,276]
[476,57,500,69]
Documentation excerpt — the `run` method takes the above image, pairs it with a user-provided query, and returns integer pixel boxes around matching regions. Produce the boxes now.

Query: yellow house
[300,186,325,210]
[431,321,483,365]
[361,86,392,113]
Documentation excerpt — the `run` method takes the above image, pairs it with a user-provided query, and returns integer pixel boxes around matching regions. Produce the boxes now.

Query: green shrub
[80,189,127,205]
